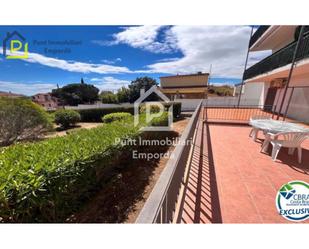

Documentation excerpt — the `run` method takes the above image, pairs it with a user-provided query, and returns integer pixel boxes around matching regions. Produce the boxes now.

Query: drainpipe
[276,26,305,120]
[237,26,254,107]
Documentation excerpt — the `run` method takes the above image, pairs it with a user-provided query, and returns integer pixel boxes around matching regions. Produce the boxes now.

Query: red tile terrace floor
[176,110,309,223]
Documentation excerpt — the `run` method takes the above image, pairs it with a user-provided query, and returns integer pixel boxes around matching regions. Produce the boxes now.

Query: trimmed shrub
[77,106,134,122]
[0,113,168,222]
[139,104,161,114]
[54,109,81,128]
[139,102,182,119]
[0,97,52,146]
[102,112,132,123]
[151,112,169,126]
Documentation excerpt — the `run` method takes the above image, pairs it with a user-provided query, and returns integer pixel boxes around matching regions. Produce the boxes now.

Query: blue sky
[0,26,270,95]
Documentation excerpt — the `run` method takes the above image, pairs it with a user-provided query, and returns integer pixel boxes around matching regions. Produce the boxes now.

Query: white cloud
[91,76,131,91]
[209,82,235,86]
[101,57,122,64]
[209,81,235,86]
[0,80,57,96]
[0,48,131,74]
[156,57,181,62]
[119,26,271,78]
[91,40,115,46]
[94,26,177,53]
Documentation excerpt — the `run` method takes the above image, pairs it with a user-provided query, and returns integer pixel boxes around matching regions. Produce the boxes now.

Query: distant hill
[0,91,25,98]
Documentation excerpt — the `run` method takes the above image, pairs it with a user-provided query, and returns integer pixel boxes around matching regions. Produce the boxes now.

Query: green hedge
[102,112,132,123]
[76,103,181,123]
[77,106,135,122]
[0,113,168,222]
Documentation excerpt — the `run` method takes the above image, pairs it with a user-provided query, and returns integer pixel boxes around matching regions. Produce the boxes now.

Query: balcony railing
[204,105,275,123]
[244,32,309,80]
[249,25,270,48]
[136,101,202,223]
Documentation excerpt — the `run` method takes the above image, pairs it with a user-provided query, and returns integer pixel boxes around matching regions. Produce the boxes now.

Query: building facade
[159,72,208,100]
[32,93,60,110]
[242,25,309,123]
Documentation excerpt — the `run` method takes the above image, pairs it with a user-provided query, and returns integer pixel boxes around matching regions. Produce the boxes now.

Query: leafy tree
[128,77,159,103]
[99,91,118,104]
[52,79,99,106]
[117,87,130,103]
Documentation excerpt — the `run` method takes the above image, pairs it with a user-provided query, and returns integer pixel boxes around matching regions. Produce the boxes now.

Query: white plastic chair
[261,131,309,163]
[249,115,271,141]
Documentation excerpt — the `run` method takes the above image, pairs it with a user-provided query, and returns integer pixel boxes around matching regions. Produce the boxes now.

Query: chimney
[140,88,145,96]
[197,71,202,75]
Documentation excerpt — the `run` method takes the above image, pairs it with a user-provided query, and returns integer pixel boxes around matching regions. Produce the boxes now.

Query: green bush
[0,97,52,146]
[0,120,136,221]
[139,102,182,119]
[139,104,161,114]
[150,112,169,126]
[102,112,132,123]
[54,109,81,128]
[77,107,135,122]
[0,113,168,222]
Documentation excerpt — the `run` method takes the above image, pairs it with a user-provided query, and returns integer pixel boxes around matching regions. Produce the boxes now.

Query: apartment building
[242,25,309,123]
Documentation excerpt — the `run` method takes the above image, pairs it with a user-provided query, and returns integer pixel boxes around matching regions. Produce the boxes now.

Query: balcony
[249,25,270,48]
[136,103,309,223]
[244,32,309,80]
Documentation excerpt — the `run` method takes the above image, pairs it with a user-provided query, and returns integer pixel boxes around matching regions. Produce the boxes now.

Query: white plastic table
[249,119,308,135]
[249,119,309,152]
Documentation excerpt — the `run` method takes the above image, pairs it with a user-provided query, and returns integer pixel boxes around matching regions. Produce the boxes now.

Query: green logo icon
[2,31,29,59]
[279,183,296,200]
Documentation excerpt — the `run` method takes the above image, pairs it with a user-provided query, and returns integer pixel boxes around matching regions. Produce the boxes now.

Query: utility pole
[237,26,254,107]
[205,64,212,105]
